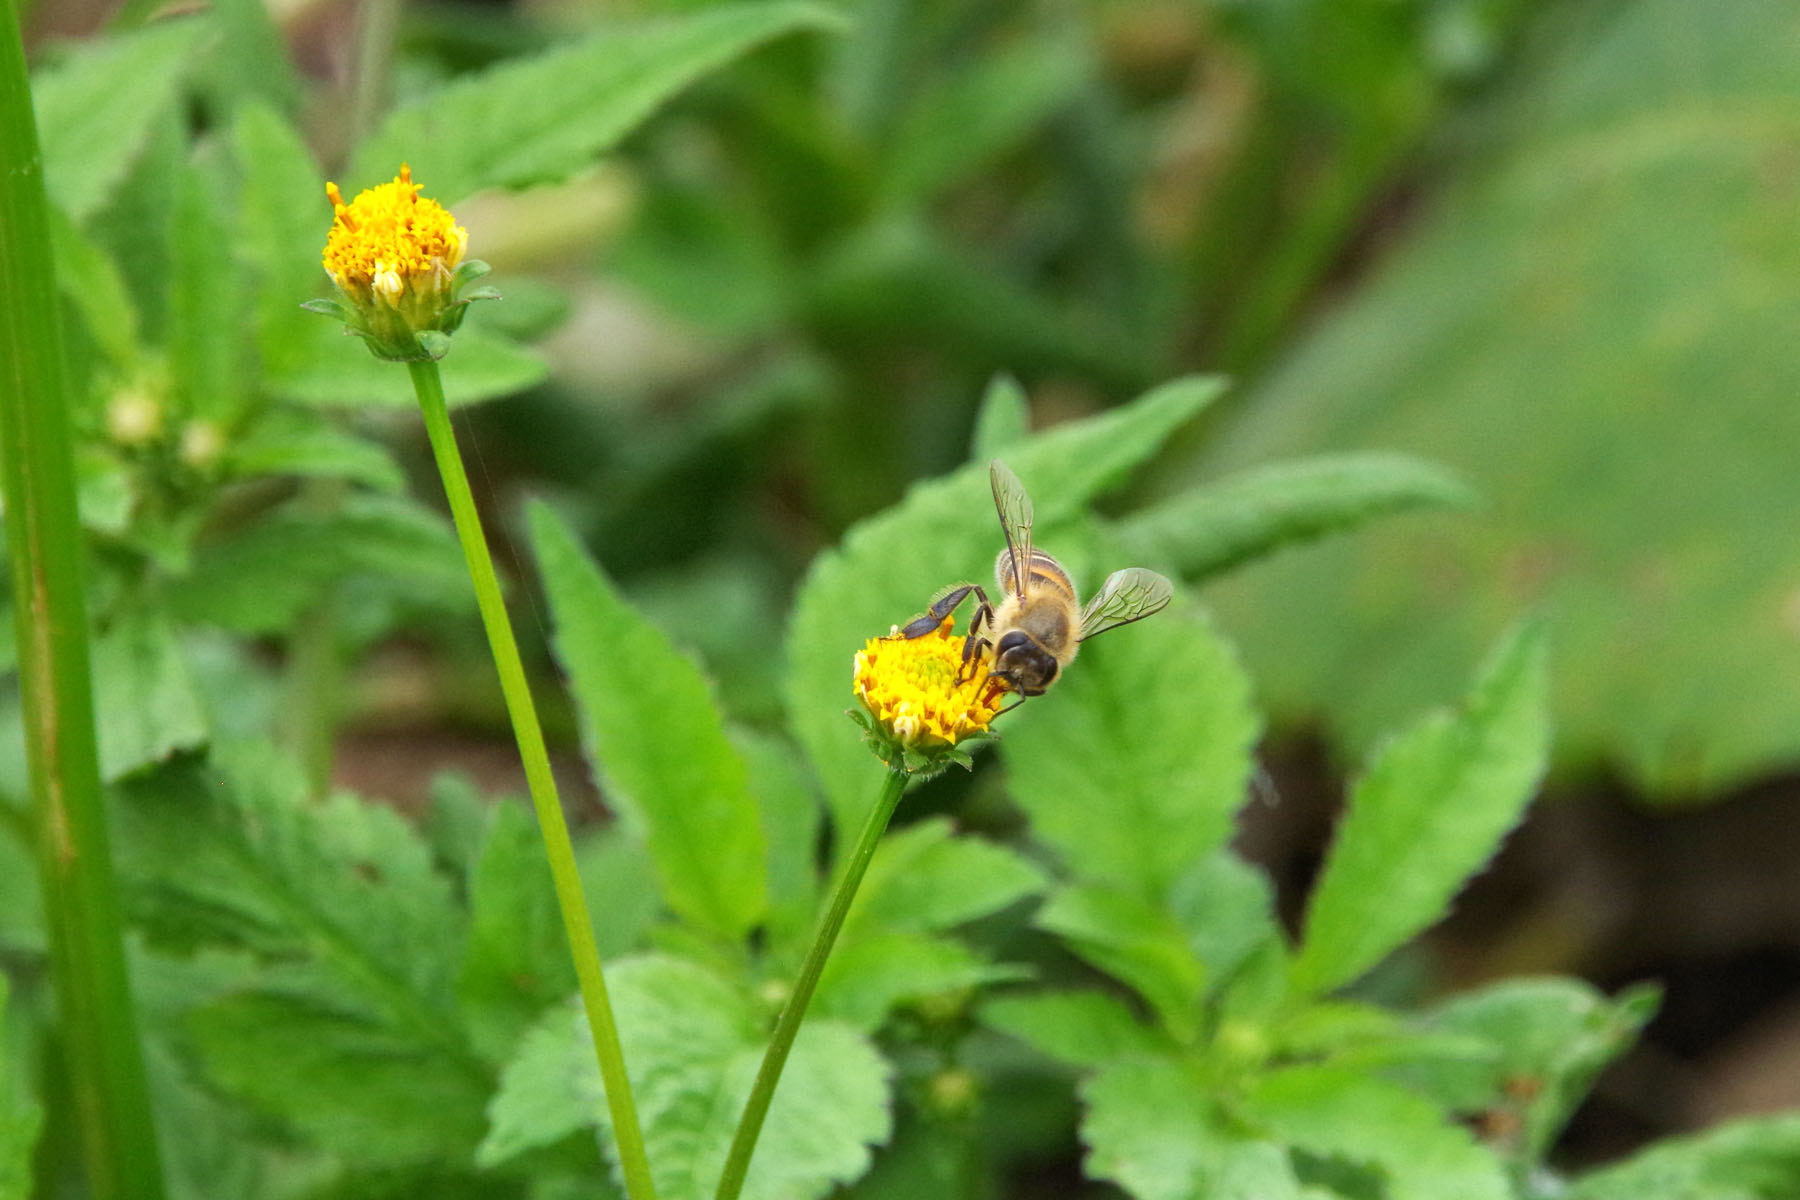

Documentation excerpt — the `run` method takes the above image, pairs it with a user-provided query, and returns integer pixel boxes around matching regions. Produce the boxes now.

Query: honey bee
[900,460,1174,697]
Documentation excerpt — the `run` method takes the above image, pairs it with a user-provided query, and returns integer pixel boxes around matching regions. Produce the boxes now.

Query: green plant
[5,1,1799,1198]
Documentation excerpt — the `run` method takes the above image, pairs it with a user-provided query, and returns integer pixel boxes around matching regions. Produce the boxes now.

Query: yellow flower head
[310,165,491,362]
[852,620,1007,771]
[322,165,467,296]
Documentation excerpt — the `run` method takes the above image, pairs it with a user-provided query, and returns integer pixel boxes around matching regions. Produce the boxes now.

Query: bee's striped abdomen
[1025,551,1076,601]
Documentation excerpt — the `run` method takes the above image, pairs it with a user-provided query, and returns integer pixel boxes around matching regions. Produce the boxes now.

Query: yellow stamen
[852,621,1006,750]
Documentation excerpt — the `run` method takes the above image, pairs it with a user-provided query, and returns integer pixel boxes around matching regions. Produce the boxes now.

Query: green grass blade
[0,8,166,1197]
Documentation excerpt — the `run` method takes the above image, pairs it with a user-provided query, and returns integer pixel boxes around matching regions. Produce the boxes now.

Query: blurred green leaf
[199,0,298,113]
[0,977,37,1200]
[814,933,1026,1032]
[844,817,1045,940]
[168,162,248,423]
[1036,884,1204,1042]
[1409,978,1658,1168]
[351,3,845,204]
[1168,852,1286,999]
[1200,0,1800,796]
[1115,453,1477,583]
[531,503,768,942]
[609,177,793,339]
[1292,622,1550,996]
[734,728,823,934]
[981,989,1165,1070]
[268,322,546,410]
[1001,597,1258,903]
[1242,1065,1509,1200]
[481,956,891,1200]
[232,102,330,385]
[458,801,577,1062]
[48,204,139,366]
[969,374,1030,461]
[1568,1113,1800,1200]
[880,38,1088,205]
[224,411,403,492]
[163,494,467,635]
[573,824,663,962]
[786,375,1222,845]
[91,609,208,780]
[33,17,206,221]
[118,745,488,1165]
[806,220,1149,390]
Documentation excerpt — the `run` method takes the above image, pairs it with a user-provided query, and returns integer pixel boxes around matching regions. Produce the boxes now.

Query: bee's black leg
[900,584,977,639]
[989,695,1028,720]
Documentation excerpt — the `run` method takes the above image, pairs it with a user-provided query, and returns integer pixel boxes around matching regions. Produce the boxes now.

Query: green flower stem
[0,8,167,1198]
[716,765,910,1200]
[406,358,656,1200]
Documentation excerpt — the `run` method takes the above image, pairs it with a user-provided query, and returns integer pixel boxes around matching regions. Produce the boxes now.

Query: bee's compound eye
[995,631,1032,657]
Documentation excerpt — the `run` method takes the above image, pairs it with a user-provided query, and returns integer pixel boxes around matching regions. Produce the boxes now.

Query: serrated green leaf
[33,17,207,221]
[163,493,468,635]
[1114,453,1476,582]
[1078,1057,1217,1200]
[1568,1112,1800,1200]
[981,989,1165,1069]
[531,504,768,941]
[844,817,1045,940]
[1198,0,1800,797]
[881,38,1088,204]
[969,374,1030,460]
[117,745,488,1165]
[814,932,1026,1031]
[1036,884,1205,1042]
[786,375,1221,846]
[91,609,207,780]
[1243,1065,1509,1200]
[224,411,403,491]
[458,801,577,1062]
[1292,623,1550,996]
[1408,977,1657,1168]
[1001,595,1258,903]
[351,3,844,205]
[481,956,891,1200]
[270,322,547,409]
[168,162,248,423]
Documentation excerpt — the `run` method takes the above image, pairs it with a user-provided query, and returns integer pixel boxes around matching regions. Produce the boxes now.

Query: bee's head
[993,630,1058,696]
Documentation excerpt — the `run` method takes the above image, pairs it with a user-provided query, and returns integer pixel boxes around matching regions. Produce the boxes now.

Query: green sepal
[451,259,492,287]
[300,296,353,321]
[846,708,996,781]
[414,331,453,361]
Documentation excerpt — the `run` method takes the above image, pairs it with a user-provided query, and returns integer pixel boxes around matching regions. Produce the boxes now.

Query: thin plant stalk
[715,766,910,1200]
[0,6,167,1197]
[406,358,657,1200]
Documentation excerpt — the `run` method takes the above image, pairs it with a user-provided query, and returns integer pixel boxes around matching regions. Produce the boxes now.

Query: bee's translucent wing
[1077,568,1173,641]
[990,460,1035,598]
